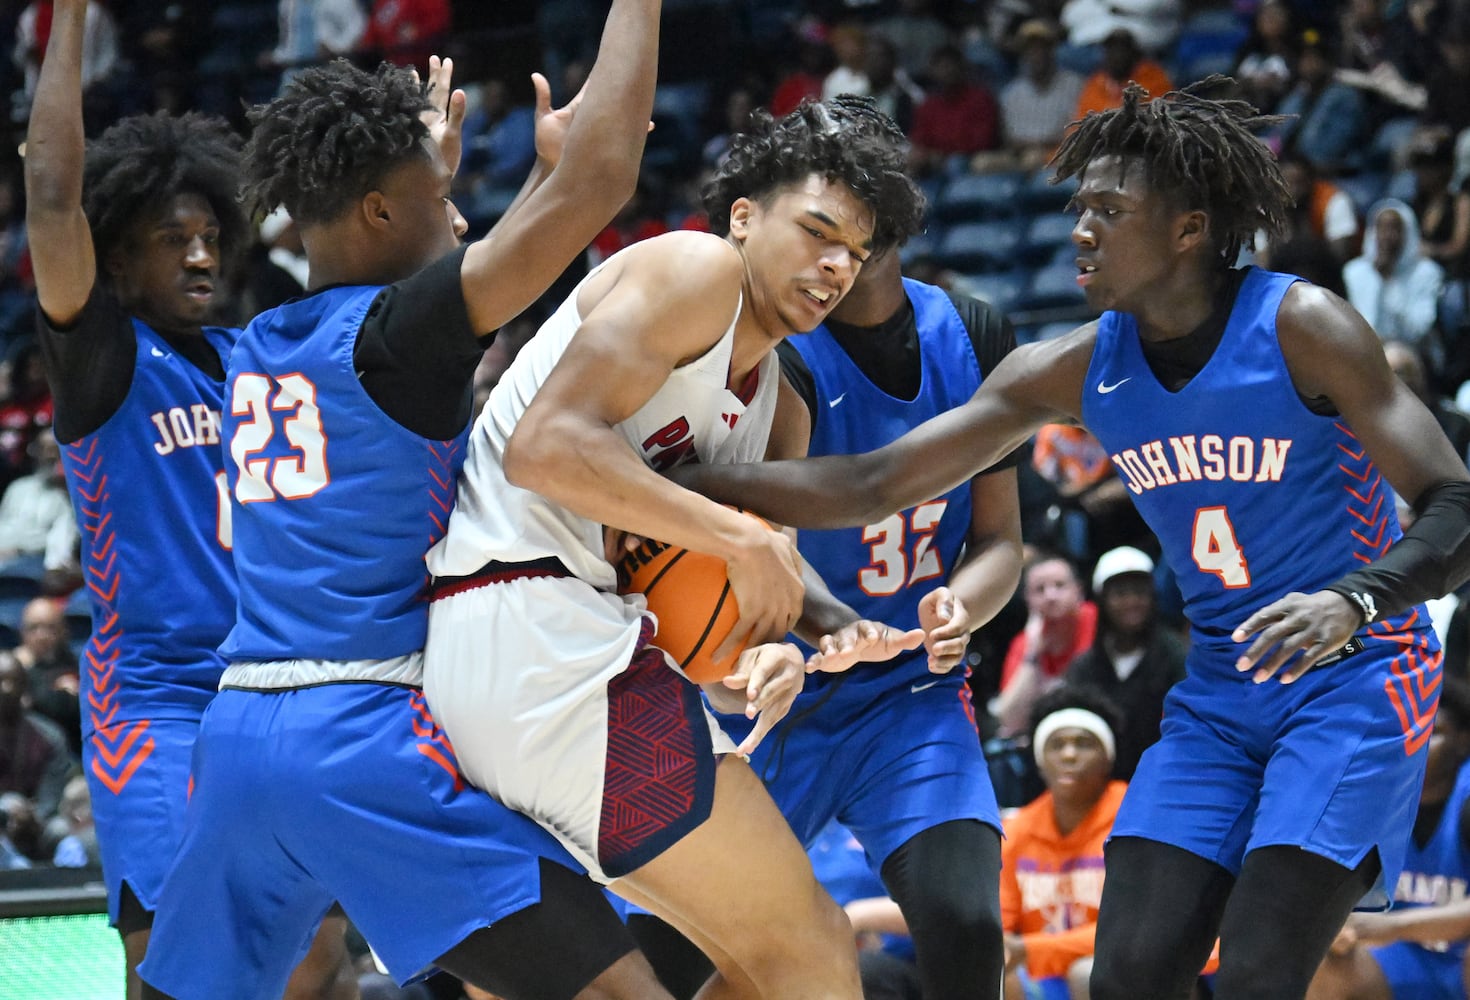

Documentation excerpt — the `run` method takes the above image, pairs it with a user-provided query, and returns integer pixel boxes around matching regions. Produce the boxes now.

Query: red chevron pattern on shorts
[1375,610,1443,756]
[598,631,701,866]
[409,689,465,792]
[90,719,155,795]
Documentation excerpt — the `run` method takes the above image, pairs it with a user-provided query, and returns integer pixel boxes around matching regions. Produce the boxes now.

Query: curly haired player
[423,95,926,1000]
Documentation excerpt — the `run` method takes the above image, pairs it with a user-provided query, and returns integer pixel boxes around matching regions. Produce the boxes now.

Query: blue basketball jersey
[220,286,467,663]
[1081,267,1425,647]
[1391,761,1470,961]
[788,278,982,699]
[62,320,239,734]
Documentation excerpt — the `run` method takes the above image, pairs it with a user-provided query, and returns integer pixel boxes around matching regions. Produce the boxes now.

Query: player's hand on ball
[806,620,925,674]
[602,525,641,564]
[718,523,804,664]
[1232,589,1363,684]
[918,587,971,673]
[724,642,804,756]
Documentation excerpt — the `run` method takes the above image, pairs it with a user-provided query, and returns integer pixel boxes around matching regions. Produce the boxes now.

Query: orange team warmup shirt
[1001,780,1127,981]
[1001,781,1219,980]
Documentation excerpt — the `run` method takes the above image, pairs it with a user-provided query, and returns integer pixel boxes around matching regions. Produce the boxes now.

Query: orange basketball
[615,508,771,684]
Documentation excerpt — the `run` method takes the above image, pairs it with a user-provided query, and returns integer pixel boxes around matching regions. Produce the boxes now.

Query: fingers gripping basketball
[615,509,772,683]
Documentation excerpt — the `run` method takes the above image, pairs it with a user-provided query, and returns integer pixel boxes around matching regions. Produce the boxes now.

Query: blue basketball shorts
[83,716,197,926]
[1371,940,1466,1000]
[1112,623,1442,908]
[138,683,589,998]
[720,672,1000,869]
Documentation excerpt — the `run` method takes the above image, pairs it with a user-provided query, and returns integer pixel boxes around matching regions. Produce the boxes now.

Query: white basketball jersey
[427,257,780,590]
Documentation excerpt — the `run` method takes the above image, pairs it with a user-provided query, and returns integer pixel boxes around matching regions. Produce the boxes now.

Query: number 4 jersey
[220,285,467,667]
[1082,266,1424,647]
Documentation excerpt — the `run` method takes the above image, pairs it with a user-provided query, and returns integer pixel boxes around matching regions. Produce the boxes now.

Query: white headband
[1033,708,1116,768]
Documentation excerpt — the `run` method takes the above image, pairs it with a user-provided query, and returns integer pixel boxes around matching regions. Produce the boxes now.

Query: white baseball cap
[1091,546,1154,593]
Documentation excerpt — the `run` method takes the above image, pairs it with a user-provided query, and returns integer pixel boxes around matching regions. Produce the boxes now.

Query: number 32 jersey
[1081,266,1420,643]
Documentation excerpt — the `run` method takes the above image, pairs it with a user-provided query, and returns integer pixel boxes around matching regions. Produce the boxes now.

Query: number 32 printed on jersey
[229,373,330,504]
[859,501,948,596]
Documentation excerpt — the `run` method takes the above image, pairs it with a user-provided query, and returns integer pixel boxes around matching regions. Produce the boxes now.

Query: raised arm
[675,330,1093,530]
[459,0,659,333]
[23,0,94,326]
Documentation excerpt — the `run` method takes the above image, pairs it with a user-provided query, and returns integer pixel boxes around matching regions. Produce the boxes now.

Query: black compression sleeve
[353,244,484,440]
[1326,479,1470,622]
[36,291,138,444]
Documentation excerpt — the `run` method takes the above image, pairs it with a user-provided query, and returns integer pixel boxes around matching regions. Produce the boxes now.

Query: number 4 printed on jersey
[229,373,330,504]
[1192,505,1251,588]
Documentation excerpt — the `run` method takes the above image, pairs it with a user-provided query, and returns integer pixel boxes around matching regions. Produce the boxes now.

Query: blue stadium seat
[1023,213,1079,263]
[1018,262,1087,310]
[935,222,1023,273]
[1172,12,1248,85]
[962,270,1027,314]
[1021,169,1078,212]
[932,172,1025,223]
[899,227,943,267]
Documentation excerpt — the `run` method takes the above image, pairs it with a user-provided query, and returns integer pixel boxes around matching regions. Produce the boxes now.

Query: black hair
[1023,547,1080,586]
[703,95,925,254]
[1051,75,1293,266]
[242,60,434,226]
[82,110,248,271]
[1027,683,1125,751]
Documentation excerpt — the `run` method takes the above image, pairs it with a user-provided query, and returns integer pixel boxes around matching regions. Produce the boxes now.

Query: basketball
[614,508,772,684]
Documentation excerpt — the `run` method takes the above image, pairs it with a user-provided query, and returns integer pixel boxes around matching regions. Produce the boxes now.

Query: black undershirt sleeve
[353,244,486,441]
[777,290,1021,471]
[1326,479,1470,622]
[36,291,139,444]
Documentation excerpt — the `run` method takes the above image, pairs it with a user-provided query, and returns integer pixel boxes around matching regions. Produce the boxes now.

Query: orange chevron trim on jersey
[408,689,465,792]
[89,719,156,795]
[1378,621,1443,757]
[84,605,124,731]
[425,440,461,547]
[1335,424,1394,564]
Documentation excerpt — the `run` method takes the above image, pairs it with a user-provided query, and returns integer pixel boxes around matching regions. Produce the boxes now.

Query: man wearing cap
[1065,547,1187,781]
[999,20,1085,171]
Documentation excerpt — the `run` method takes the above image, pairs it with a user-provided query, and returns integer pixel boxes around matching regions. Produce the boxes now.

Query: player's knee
[906,881,1003,951]
[1212,947,1300,1000]
[1090,934,1191,1000]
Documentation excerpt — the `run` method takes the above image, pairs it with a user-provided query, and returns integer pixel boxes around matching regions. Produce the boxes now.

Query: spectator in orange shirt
[1001,684,1127,1000]
[992,551,1098,736]
[1075,27,1174,120]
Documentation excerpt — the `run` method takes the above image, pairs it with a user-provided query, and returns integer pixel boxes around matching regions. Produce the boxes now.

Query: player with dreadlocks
[668,77,1470,999]
[422,94,925,1000]
[23,2,356,997]
[132,0,677,997]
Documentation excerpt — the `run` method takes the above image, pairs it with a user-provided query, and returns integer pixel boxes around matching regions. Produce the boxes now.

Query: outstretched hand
[418,55,467,176]
[722,643,806,756]
[1231,589,1363,684]
[805,620,925,674]
[918,587,971,673]
[530,71,653,170]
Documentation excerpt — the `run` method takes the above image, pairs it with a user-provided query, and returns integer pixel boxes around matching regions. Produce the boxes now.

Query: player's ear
[728,198,754,242]
[361,190,392,229]
[1177,209,1209,253]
